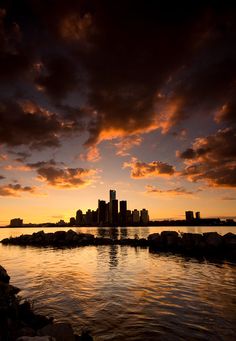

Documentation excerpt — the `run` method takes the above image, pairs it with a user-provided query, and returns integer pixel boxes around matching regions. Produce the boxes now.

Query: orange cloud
[3,164,31,171]
[178,128,236,188]
[146,185,194,197]
[80,146,101,162]
[123,157,175,179]
[0,183,35,197]
[114,136,143,156]
[27,160,98,188]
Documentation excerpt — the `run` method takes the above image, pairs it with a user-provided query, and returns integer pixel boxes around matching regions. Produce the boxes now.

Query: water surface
[1,227,236,340]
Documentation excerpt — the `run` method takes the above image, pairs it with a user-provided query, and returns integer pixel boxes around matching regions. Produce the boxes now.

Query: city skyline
[0,1,236,225]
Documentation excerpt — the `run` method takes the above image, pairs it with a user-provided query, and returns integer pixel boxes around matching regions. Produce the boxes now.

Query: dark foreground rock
[0,265,93,341]
[1,229,236,260]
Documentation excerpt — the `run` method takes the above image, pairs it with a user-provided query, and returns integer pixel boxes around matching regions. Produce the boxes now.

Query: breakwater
[2,230,236,260]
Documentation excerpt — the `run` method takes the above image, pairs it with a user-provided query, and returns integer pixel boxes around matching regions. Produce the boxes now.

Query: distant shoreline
[1,222,236,228]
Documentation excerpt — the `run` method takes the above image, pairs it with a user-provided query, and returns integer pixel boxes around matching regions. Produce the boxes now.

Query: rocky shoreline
[0,265,93,341]
[1,230,236,260]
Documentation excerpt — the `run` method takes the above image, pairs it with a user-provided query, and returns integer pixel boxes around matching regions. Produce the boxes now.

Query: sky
[0,0,236,224]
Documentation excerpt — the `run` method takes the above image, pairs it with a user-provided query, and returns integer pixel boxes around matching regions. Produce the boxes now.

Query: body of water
[1,226,236,340]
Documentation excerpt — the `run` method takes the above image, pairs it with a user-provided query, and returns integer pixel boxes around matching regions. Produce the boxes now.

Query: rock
[222,233,236,247]
[65,230,78,243]
[17,337,56,341]
[0,265,10,283]
[160,231,179,248]
[203,232,222,248]
[17,327,36,337]
[77,233,94,244]
[78,331,94,341]
[181,233,203,251]
[148,233,161,246]
[37,322,75,341]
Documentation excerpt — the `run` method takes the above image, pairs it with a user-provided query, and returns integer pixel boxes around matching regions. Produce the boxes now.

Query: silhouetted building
[110,189,116,201]
[126,210,132,225]
[111,199,119,226]
[85,209,93,225]
[120,200,127,226]
[132,209,140,224]
[140,209,149,225]
[185,211,194,222]
[105,202,110,225]
[91,210,98,225]
[57,219,66,226]
[196,211,201,220]
[98,200,106,226]
[76,209,83,225]
[69,217,76,226]
[109,189,118,225]
[10,218,23,227]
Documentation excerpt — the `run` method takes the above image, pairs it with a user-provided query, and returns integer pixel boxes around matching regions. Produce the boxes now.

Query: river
[1,226,236,340]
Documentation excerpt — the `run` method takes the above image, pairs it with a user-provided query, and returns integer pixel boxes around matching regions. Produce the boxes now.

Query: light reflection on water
[0,227,236,340]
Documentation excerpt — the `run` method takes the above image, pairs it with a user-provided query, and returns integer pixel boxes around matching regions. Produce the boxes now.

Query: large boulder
[0,265,10,283]
[181,233,203,251]
[65,230,78,243]
[32,231,46,245]
[77,233,94,244]
[148,233,161,247]
[160,231,179,248]
[203,232,222,248]
[222,233,236,248]
[37,323,75,341]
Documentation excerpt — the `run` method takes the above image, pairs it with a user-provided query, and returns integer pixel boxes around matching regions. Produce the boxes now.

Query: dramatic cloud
[123,158,175,179]
[179,128,236,187]
[146,185,193,196]
[2,1,235,151]
[35,56,79,100]
[114,136,143,157]
[0,99,81,149]
[27,160,97,188]
[80,146,101,162]
[0,183,35,197]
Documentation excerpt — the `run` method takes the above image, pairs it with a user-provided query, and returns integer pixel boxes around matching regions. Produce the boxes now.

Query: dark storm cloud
[35,55,79,100]
[0,99,81,149]
[123,158,175,179]
[0,0,236,152]
[27,159,97,188]
[0,183,35,196]
[179,128,236,187]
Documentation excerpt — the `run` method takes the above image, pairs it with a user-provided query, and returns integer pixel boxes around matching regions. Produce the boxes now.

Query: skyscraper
[132,209,140,224]
[140,209,149,225]
[185,211,194,222]
[109,189,118,226]
[120,200,127,226]
[111,199,119,226]
[76,209,83,225]
[98,200,106,226]
[110,189,116,201]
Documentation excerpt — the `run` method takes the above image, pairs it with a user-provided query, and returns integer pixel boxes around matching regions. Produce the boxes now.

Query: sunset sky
[0,0,236,224]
